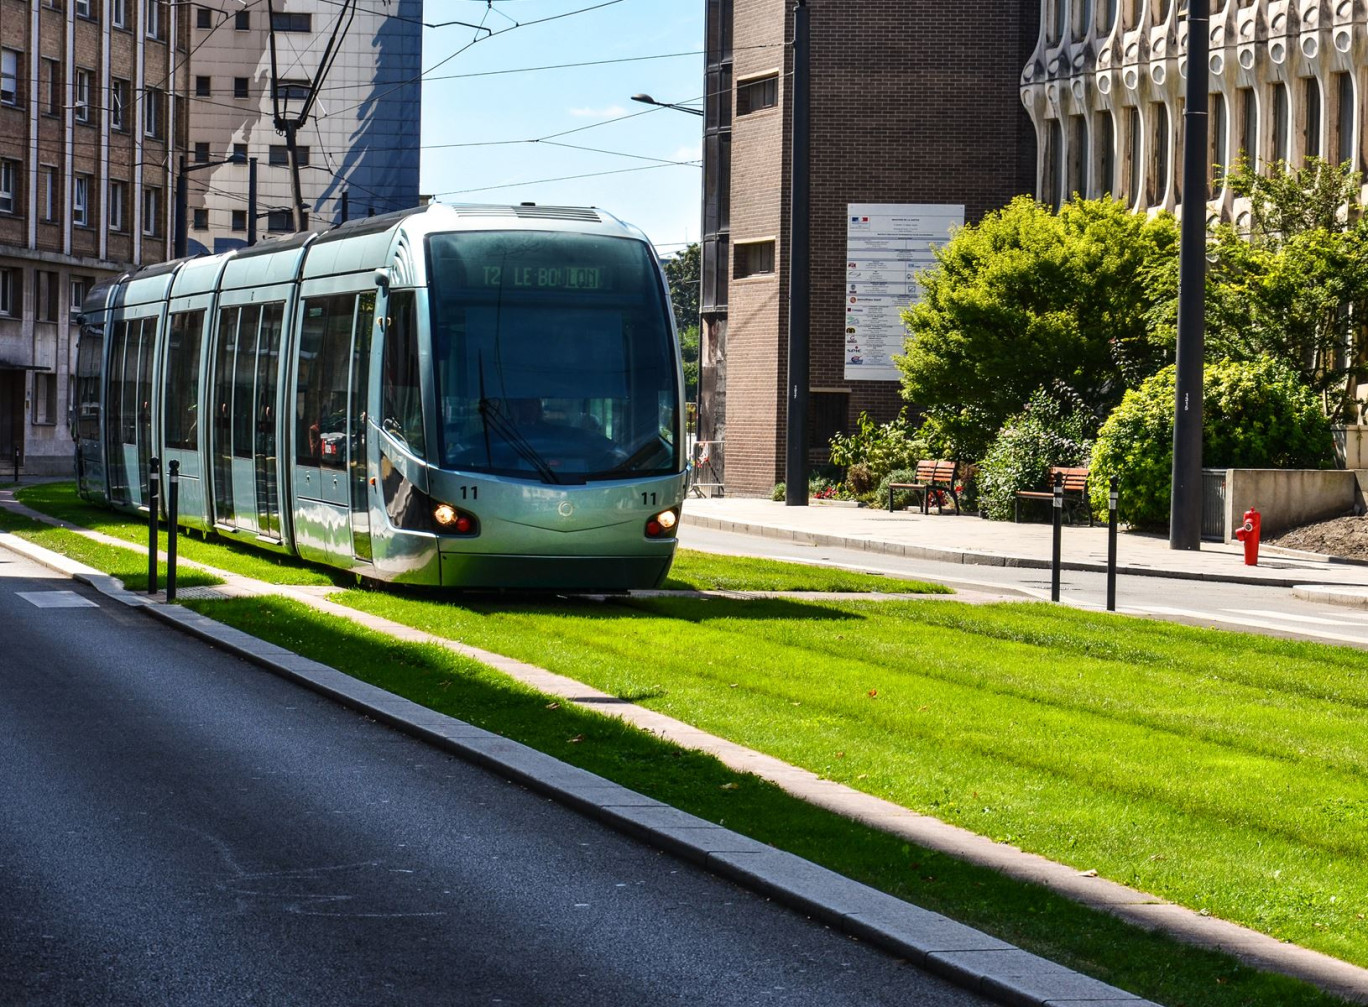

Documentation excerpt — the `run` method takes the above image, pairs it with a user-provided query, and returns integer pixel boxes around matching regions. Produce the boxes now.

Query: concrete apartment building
[182,0,421,255]
[699,0,1039,497]
[0,0,188,475]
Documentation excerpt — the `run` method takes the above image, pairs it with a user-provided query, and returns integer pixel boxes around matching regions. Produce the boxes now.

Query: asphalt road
[0,548,992,1007]
[679,524,1368,649]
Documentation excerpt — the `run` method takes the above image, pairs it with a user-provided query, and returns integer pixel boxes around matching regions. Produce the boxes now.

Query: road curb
[1292,584,1368,609]
[0,531,1156,1007]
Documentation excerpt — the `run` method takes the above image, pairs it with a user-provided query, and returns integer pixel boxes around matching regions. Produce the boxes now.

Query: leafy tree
[897,196,1177,459]
[662,242,700,331]
[679,323,699,403]
[977,390,1093,521]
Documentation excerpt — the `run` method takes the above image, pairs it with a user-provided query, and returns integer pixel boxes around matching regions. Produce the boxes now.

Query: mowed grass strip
[0,505,222,592]
[183,594,1350,1007]
[335,589,1368,968]
[15,482,341,587]
[663,548,950,593]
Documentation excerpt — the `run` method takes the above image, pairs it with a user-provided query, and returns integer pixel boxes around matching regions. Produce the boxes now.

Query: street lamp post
[630,93,704,117]
[175,155,258,258]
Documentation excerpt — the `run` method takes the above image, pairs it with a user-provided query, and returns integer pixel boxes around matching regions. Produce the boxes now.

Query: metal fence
[1201,468,1227,542]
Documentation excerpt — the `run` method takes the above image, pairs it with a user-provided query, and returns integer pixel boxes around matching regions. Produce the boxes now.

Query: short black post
[1106,475,1119,612]
[167,460,180,603]
[147,457,159,596]
[1051,470,1063,603]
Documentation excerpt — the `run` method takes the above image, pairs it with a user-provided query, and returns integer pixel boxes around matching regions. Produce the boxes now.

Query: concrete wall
[1223,469,1360,540]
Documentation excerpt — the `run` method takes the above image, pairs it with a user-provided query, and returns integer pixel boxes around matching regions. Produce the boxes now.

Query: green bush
[829,409,924,488]
[873,467,921,510]
[1090,357,1337,528]
[977,391,1093,521]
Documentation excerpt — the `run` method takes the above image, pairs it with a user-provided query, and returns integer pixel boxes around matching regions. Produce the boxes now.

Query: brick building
[699,0,1040,497]
[0,0,188,475]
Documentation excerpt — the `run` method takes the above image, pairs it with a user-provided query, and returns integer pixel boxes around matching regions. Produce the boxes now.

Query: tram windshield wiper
[478,397,562,484]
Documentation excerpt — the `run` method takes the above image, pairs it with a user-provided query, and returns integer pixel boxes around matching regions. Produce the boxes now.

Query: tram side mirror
[373,268,390,290]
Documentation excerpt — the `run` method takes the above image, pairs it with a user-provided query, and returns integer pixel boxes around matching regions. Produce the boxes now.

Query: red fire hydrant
[1235,506,1261,566]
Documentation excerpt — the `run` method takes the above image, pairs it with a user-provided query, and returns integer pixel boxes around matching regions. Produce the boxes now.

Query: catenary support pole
[248,157,259,246]
[167,460,179,603]
[1051,470,1063,603]
[1107,475,1119,612]
[784,0,810,506]
[1170,0,1210,550]
[147,457,159,595]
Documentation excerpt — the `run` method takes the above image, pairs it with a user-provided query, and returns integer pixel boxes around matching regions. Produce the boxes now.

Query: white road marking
[1223,608,1368,626]
[16,591,98,609]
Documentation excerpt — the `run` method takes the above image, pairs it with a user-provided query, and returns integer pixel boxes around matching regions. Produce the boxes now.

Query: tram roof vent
[453,204,601,223]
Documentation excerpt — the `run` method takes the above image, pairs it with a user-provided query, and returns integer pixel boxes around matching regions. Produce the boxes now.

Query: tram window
[297,294,356,470]
[74,323,103,441]
[381,290,424,456]
[165,309,204,449]
[232,305,261,459]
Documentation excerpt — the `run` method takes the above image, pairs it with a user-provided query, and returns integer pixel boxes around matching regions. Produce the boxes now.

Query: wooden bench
[889,460,960,515]
[1015,466,1091,525]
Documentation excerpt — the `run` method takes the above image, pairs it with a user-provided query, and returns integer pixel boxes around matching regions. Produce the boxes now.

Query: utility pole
[175,155,260,258]
[784,0,810,507]
[1170,0,1210,549]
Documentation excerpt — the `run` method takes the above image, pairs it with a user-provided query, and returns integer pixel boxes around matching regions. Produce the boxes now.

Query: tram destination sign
[844,203,963,382]
[477,264,605,292]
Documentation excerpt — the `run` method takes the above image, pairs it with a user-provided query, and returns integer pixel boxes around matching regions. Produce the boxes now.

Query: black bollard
[1051,470,1063,603]
[167,460,179,603]
[147,457,159,596]
[1106,475,1119,612]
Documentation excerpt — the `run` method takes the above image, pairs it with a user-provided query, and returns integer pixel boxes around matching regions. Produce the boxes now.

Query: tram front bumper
[438,549,674,591]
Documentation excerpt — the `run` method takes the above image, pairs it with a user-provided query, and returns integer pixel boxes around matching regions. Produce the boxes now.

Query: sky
[419,0,705,255]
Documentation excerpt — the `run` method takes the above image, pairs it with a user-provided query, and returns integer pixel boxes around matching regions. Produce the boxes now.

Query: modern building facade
[1020,0,1367,221]
[0,0,188,475]
[183,0,422,255]
[699,0,1040,497]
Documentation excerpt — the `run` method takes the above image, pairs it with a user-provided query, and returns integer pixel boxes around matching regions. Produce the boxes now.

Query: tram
[71,203,688,590]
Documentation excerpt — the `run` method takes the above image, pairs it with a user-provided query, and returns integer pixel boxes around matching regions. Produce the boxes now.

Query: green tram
[71,204,687,590]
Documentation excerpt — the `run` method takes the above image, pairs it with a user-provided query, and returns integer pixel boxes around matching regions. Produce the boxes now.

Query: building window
[232,142,247,163]
[736,73,778,115]
[74,69,92,123]
[269,145,309,167]
[193,141,209,163]
[112,0,126,28]
[235,10,249,29]
[0,269,17,316]
[73,174,90,226]
[75,0,92,18]
[1337,72,1356,169]
[231,209,246,231]
[145,0,164,39]
[70,277,88,312]
[271,12,312,31]
[1068,115,1087,199]
[1238,87,1258,168]
[1305,77,1322,162]
[1148,102,1169,205]
[193,207,208,230]
[36,271,59,323]
[195,75,211,97]
[0,160,16,215]
[41,166,57,222]
[267,209,293,231]
[42,59,60,116]
[144,87,164,139]
[109,180,125,231]
[233,77,249,99]
[1126,106,1142,207]
[733,240,775,279]
[1,49,20,106]
[33,373,58,426]
[1209,92,1227,196]
[111,79,128,130]
[143,187,161,235]
[273,79,311,101]
[196,6,211,29]
[1096,110,1115,197]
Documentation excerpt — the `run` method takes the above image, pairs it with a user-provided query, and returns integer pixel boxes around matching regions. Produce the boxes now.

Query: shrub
[771,483,786,502]
[829,409,923,487]
[977,391,1093,521]
[1089,357,1337,528]
[874,467,921,510]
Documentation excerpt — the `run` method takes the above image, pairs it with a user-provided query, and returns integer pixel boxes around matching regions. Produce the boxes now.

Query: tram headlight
[433,502,479,536]
[645,507,680,539]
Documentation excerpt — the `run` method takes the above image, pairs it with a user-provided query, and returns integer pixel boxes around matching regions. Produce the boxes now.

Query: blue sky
[419,0,705,254]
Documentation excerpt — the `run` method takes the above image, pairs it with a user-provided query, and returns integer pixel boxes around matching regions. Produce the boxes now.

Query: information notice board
[844,203,964,382]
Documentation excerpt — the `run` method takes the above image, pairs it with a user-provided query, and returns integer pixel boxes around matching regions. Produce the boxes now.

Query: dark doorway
[0,370,24,472]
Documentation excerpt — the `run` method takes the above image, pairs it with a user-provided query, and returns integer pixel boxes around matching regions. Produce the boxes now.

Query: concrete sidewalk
[683,496,1368,590]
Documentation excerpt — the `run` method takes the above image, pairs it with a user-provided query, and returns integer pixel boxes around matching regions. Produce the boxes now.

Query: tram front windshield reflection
[428,230,679,483]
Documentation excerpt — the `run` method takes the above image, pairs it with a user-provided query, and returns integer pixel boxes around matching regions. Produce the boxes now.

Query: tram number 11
[641,492,657,506]
[458,486,478,500]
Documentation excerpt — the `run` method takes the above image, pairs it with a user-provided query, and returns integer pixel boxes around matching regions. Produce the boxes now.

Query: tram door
[348,292,375,561]
[105,317,156,507]
[210,304,283,538]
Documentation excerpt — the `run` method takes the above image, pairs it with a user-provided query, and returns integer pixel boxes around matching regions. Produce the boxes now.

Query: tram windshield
[428,230,680,483]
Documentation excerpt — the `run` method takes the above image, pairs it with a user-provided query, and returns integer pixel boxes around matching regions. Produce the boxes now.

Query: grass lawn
[664,549,950,593]
[185,593,1350,1007]
[331,589,1368,974]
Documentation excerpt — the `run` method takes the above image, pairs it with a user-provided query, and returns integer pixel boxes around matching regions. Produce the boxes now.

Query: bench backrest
[1048,466,1089,492]
[915,459,957,484]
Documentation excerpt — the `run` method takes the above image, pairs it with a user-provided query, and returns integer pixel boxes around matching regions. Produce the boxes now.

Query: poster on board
[844,204,964,382]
